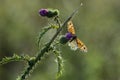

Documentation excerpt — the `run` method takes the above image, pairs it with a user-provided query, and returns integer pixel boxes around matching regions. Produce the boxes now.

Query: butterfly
[67,21,87,52]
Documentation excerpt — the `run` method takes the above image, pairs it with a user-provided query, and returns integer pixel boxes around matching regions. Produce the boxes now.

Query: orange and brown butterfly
[66,21,87,52]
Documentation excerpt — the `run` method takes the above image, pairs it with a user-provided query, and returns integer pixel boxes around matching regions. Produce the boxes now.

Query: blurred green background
[0,0,120,80]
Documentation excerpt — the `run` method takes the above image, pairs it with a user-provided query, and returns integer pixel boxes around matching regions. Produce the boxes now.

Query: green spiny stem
[20,7,80,80]
[53,50,63,79]
[54,16,61,28]
[0,54,33,65]
[38,26,52,47]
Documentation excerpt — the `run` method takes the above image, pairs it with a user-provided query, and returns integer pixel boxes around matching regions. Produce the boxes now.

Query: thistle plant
[0,4,84,80]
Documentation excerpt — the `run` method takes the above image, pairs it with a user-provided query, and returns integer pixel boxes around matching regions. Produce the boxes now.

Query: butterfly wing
[68,40,78,50]
[67,21,88,52]
[76,38,87,52]
[67,21,75,35]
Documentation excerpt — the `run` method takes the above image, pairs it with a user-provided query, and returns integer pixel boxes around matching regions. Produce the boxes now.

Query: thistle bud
[39,9,48,16]
[39,8,59,18]
[65,32,73,40]
[59,36,69,44]
[46,9,59,18]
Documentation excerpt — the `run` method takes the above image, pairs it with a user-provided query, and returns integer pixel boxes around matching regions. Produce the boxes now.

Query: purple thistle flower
[65,32,73,40]
[39,9,48,16]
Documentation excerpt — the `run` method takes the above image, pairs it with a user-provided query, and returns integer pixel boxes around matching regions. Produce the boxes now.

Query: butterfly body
[69,35,77,42]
